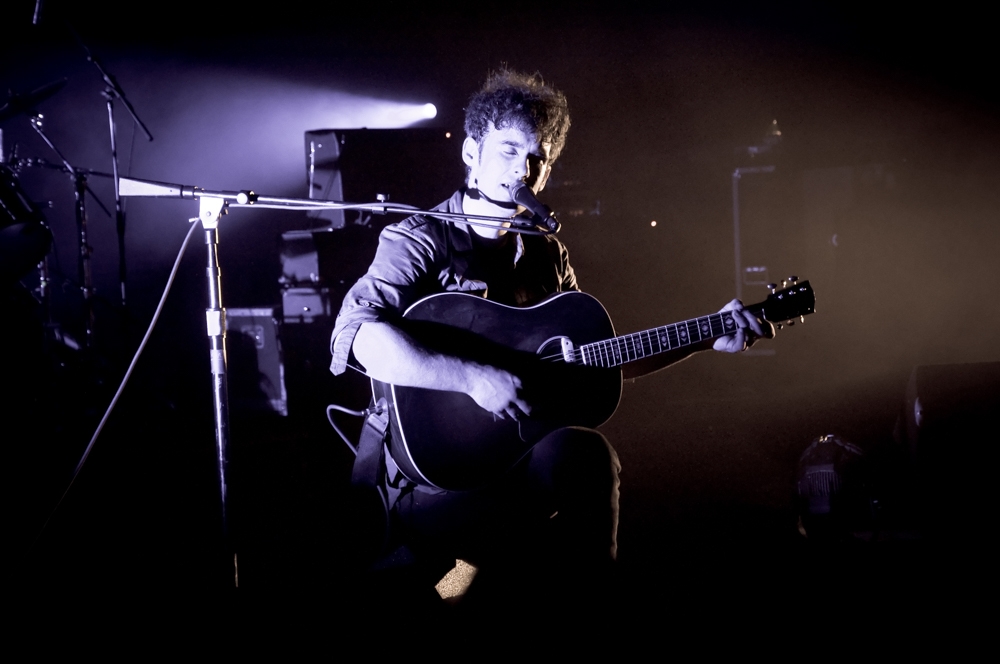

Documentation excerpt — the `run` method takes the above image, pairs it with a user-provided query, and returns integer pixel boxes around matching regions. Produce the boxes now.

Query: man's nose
[511,157,528,179]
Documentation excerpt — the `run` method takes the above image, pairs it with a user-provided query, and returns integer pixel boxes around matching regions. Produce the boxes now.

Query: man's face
[463,123,553,206]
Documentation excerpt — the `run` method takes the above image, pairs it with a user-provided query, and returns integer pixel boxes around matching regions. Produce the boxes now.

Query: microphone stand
[119,176,558,587]
[74,30,155,309]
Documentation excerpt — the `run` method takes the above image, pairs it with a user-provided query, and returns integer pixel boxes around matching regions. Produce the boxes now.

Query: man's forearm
[353,321,472,391]
[352,321,530,418]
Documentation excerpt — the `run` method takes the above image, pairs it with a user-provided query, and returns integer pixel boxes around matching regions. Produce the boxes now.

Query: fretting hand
[713,299,775,353]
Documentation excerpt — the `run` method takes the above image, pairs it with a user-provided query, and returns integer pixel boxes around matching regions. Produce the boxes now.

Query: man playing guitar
[329,69,770,606]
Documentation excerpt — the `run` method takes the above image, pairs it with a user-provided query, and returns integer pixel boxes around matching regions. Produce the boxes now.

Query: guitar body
[372,291,623,491]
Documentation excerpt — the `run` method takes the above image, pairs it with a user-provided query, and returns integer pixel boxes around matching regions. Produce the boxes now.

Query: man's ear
[462,137,479,170]
[533,165,552,193]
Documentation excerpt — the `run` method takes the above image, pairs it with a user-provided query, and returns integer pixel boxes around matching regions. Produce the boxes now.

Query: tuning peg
[800,315,805,324]
[786,319,795,326]
[787,275,798,285]
[776,323,784,330]
[766,283,778,294]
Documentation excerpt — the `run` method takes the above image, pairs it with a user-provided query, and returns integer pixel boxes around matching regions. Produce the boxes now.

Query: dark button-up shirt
[329,189,578,374]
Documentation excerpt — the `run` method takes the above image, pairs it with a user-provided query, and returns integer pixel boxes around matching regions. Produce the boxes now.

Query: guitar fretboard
[575,310,742,368]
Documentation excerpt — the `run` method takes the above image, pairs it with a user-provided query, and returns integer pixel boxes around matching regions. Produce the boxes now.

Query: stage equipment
[730,121,795,359]
[903,362,999,536]
[796,434,871,541]
[731,165,776,303]
[226,308,287,416]
[0,79,66,123]
[305,128,456,228]
[0,163,52,283]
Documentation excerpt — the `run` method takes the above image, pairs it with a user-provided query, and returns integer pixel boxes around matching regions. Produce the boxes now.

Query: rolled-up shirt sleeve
[329,218,438,375]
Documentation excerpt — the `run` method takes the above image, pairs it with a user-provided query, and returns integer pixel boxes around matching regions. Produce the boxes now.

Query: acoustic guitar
[372,281,815,490]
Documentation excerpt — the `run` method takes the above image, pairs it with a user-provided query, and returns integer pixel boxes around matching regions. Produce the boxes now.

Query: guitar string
[534,314,730,367]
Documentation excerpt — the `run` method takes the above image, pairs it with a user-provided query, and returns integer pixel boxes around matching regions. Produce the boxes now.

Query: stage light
[364,101,440,127]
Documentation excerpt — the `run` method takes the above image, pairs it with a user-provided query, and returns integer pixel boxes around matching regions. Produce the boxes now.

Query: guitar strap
[351,397,389,491]
[349,398,392,556]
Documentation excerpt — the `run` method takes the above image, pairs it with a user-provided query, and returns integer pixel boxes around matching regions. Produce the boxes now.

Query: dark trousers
[390,426,620,573]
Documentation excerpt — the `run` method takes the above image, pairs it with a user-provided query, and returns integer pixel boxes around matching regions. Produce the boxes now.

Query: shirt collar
[438,188,525,265]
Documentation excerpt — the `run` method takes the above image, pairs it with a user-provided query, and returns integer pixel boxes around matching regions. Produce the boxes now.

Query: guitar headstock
[752,278,815,324]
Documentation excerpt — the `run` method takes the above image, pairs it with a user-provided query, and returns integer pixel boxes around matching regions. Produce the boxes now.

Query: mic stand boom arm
[119,177,557,235]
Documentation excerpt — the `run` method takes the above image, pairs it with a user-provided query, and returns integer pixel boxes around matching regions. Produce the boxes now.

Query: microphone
[507,181,560,232]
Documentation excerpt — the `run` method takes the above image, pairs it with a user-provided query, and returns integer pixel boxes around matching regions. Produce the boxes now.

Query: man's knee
[531,427,620,483]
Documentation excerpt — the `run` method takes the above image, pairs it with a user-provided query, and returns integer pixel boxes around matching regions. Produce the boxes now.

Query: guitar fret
[624,334,638,361]
[599,340,609,366]
[685,319,701,343]
[654,326,668,352]
[639,330,652,357]
[666,324,679,349]
[708,313,724,337]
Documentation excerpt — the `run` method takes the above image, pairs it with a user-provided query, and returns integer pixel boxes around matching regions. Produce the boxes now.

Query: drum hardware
[25,113,114,350]
[0,78,67,123]
[0,163,53,285]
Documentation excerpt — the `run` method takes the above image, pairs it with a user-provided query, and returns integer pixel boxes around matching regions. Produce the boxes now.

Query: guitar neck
[574,305,761,368]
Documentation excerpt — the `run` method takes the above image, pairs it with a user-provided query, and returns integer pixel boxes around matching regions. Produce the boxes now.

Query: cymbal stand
[103,91,127,308]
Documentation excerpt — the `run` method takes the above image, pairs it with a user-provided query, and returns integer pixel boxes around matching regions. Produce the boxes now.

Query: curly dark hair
[464,68,571,162]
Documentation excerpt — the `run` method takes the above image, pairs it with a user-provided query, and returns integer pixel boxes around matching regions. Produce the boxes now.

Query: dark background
[3,1,997,628]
